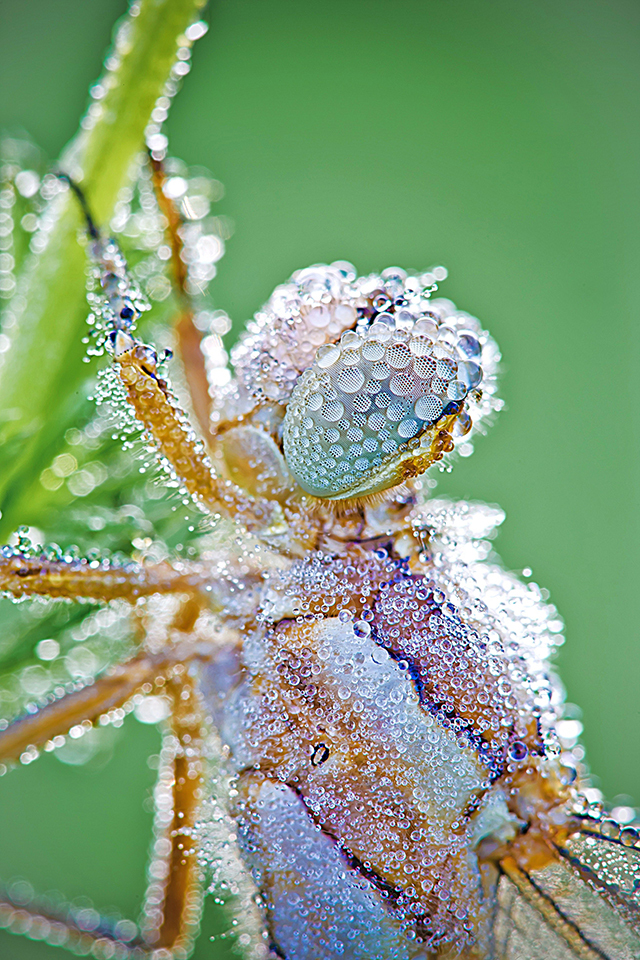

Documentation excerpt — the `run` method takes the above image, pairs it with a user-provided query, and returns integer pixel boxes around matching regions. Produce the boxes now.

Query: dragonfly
[0,145,638,960]
[0,19,638,960]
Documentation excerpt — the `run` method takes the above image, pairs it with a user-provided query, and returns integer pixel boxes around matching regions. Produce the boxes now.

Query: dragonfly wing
[494,869,582,960]
[555,824,640,937]
[494,830,640,960]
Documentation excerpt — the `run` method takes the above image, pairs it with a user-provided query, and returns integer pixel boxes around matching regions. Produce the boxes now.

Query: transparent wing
[554,820,640,940]
[494,870,584,960]
[494,822,640,960]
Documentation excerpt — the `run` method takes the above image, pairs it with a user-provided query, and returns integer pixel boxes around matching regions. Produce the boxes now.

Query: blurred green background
[1,0,640,956]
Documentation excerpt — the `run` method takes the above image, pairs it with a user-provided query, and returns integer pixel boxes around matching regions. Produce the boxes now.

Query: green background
[1,0,640,956]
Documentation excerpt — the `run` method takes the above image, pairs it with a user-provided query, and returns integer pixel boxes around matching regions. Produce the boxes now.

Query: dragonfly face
[1,161,639,960]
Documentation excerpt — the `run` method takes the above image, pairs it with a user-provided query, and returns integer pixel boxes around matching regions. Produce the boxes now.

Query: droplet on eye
[385,342,412,369]
[321,399,345,422]
[362,339,385,361]
[447,380,467,401]
[386,399,411,422]
[368,320,393,341]
[352,393,372,412]
[409,335,433,357]
[397,418,420,438]
[415,395,443,420]
[370,362,391,381]
[337,367,365,393]
[413,317,438,338]
[413,356,436,379]
[389,373,414,396]
[457,333,481,358]
[436,358,457,380]
[341,349,362,366]
[458,360,482,389]
[317,344,341,368]
[280,269,489,498]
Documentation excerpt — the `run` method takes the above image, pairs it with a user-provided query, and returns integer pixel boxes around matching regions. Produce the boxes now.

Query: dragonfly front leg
[112,338,277,538]
[148,154,213,441]
[83,214,278,541]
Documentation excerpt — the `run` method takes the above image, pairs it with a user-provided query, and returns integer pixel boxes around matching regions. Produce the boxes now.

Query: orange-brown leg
[0,623,212,959]
[0,667,209,959]
[113,338,277,536]
[148,155,212,440]
[148,155,190,302]
[0,890,147,958]
[141,668,206,956]
[174,312,214,442]
[0,551,269,617]
[0,653,166,765]
[0,580,222,769]
[0,554,208,602]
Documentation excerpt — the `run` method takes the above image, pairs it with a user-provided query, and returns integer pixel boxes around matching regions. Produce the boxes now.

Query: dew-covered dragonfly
[0,5,638,960]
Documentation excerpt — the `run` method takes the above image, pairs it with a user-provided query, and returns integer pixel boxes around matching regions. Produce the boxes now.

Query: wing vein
[499,857,612,960]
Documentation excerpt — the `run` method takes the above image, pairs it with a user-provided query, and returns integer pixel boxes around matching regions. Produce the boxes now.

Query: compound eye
[282,316,483,500]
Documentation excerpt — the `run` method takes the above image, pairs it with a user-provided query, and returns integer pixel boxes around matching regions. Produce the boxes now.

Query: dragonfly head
[227,263,502,505]
[279,266,500,501]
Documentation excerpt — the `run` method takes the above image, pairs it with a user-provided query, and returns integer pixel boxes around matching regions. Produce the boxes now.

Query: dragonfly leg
[0,654,165,764]
[140,669,205,955]
[113,338,278,538]
[63,175,277,541]
[0,663,207,956]
[0,554,209,603]
[0,671,206,960]
[0,892,149,959]
[148,155,213,440]
[0,550,271,625]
